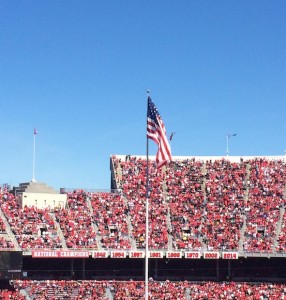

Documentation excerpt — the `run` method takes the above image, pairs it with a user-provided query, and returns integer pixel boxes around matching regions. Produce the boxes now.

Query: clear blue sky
[0,1,285,190]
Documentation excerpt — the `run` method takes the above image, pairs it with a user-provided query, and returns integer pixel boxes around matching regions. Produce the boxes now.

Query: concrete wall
[21,192,67,209]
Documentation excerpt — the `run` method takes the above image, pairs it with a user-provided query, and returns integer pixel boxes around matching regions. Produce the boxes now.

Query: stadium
[0,153,286,299]
[2,0,285,298]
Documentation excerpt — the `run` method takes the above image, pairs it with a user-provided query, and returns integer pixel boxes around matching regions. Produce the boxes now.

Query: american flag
[147,96,172,168]
[34,128,38,135]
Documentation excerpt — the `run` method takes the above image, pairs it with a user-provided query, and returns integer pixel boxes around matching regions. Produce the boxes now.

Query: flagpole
[145,94,172,299]
[145,92,150,300]
[32,129,37,182]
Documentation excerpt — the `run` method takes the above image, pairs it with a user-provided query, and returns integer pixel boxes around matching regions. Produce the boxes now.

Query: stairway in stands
[200,161,207,252]
[272,184,286,252]
[86,196,103,250]
[121,193,137,249]
[49,212,68,249]
[109,159,137,250]
[239,162,251,252]
[0,207,21,251]
[273,205,285,252]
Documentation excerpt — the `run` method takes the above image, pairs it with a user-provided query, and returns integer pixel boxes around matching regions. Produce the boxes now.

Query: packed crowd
[54,190,98,249]
[0,193,62,250]
[90,192,132,249]
[0,288,25,300]
[9,279,286,299]
[277,212,286,252]
[165,159,204,250]
[0,157,285,254]
[112,156,286,253]
[0,217,14,249]
[12,279,109,300]
[202,159,246,251]
[114,156,170,250]
[243,159,286,252]
[0,193,16,249]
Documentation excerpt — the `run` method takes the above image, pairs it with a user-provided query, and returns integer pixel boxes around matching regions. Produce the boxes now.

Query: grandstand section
[111,155,286,256]
[0,155,286,298]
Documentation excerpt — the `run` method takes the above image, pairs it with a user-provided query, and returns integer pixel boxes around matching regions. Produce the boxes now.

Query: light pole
[32,128,37,182]
[226,133,237,156]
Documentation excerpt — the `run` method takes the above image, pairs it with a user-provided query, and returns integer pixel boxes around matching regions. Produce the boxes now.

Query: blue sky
[0,1,285,190]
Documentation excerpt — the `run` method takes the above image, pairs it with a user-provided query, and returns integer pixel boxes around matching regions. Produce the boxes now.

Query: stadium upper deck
[111,155,286,257]
[0,155,285,259]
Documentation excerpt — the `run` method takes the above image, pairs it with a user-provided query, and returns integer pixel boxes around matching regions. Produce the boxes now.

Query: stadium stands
[0,155,286,298]
[114,156,170,249]
[243,158,286,253]
[1,155,284,255]
[112,155,286,254]
[0,193,61,251]
[54,190,98,249]
[90,192,132,250]
[165,159,204,251]
[9,279,286,299]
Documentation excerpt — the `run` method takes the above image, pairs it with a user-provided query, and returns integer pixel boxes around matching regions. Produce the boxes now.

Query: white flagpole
[32,129,37,182]
[145,91,150,300]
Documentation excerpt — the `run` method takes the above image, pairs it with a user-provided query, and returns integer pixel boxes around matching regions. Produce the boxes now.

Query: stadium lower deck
[1,155,286,299]
[3,280,286,299]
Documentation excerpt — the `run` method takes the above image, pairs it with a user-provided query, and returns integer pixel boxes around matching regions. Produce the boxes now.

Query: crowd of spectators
[277,212,286,252]
[90,192,132,249]
[9,279,286,299]
[202,159,246,251]
[0,209,14,249]
[0,156,285,254]
[13,279,109,299]
[0,193,62,251]
[0,157,286,299]
[0,288,25,300]
[114,156,169,250]
[165,159,204,250]
[111,280,188,299]
[0,192,15,249]
[113,156,286,254]
[243,159,286,253]
[187,281,286,299]
[54,190,98,249]
[0,236,14,249]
